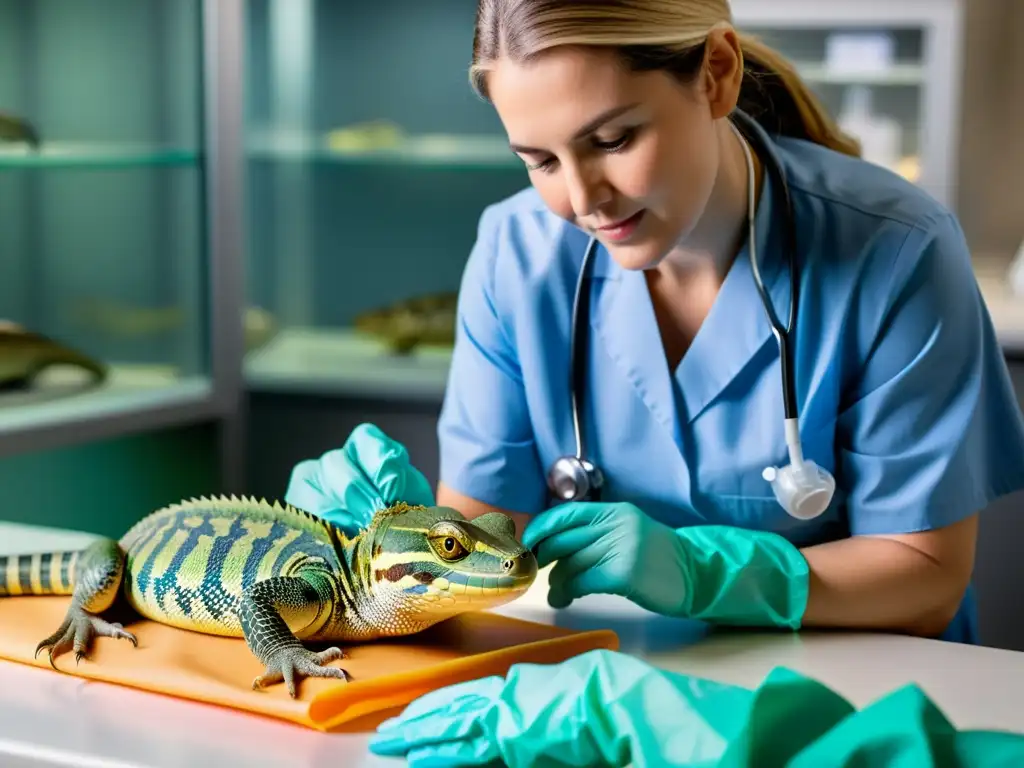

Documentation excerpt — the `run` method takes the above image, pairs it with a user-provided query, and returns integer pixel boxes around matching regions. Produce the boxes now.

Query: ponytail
[737,33,862,157]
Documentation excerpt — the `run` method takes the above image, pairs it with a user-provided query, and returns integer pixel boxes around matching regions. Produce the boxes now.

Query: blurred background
[1,0,1023,649]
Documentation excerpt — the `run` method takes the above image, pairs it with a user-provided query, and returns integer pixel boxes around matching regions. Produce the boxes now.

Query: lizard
[0,495,537,697]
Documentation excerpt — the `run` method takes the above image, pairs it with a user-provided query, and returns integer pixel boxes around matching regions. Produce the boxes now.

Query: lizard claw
[34,610,138,669]
[252,646,349,698]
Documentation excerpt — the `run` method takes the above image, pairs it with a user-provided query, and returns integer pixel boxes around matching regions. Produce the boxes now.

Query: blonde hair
[470,0,861,157]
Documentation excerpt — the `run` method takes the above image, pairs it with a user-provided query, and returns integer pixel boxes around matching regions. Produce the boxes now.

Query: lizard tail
[0,551,79,596]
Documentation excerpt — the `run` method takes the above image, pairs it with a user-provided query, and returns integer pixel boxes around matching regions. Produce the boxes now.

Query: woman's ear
[701,27,744,119]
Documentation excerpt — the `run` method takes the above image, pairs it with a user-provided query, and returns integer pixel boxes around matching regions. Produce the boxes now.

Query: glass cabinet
[240,0,966,402]
[0,0,970,491]
[241,0,529,400]
[0,0,242,458]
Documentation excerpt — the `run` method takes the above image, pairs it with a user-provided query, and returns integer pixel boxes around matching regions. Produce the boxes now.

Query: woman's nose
[565,164,612,219]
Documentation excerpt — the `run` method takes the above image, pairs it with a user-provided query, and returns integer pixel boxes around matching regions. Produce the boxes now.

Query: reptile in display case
[0,322,107,392]
[0,111,40,148]
[353,292,458,355]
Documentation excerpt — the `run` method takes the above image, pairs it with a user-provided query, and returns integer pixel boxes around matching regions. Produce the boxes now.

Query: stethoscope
[545,108,836,521]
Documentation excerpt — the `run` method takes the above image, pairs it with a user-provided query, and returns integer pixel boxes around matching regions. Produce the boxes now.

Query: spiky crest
[118,493,348,549]
[121,494,431,550]
[117,494,437,565]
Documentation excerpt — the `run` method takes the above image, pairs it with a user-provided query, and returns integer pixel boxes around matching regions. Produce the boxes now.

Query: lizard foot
[252,646,349,698]
[34,609,137,670]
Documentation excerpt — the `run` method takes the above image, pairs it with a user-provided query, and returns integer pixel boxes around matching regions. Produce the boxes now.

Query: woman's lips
[597,210,645,242]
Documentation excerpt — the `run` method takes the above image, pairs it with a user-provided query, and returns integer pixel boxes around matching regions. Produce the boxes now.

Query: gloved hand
[522,501,809,629]
[368,648,756,767]
[283,423,435,533]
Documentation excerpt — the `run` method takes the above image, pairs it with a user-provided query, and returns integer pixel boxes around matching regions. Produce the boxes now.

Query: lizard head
[365,502,538,626]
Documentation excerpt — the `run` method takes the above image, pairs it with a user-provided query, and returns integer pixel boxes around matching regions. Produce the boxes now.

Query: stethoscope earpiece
[544,109,834,519]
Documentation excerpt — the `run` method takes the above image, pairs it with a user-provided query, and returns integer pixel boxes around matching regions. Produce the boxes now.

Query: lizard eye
[430,533,469,561]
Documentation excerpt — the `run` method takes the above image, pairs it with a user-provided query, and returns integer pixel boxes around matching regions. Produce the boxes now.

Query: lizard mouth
[410,571,536,615]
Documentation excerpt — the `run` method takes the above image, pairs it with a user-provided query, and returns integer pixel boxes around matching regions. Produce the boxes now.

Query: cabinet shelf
[0,365,215,458]
[246,131,523,170]
[244,326,451,401]
[0,144,198,170]
[793,61,924,86]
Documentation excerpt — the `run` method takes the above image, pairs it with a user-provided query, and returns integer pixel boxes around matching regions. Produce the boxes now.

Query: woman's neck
[657,117,764,287]
[642,117,766,370]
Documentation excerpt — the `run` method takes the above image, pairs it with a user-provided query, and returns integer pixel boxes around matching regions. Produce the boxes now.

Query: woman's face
[486,31,743,271]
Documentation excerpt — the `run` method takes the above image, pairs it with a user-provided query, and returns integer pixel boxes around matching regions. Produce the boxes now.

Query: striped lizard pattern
[0,495,537,697]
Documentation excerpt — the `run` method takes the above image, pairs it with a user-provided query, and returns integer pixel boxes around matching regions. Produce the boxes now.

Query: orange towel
[0,595,618,732]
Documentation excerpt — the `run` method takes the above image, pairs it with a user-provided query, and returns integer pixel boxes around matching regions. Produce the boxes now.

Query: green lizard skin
[0,495,537,697]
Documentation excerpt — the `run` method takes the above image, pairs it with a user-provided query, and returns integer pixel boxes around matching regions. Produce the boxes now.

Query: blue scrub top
[436,116,1024,645]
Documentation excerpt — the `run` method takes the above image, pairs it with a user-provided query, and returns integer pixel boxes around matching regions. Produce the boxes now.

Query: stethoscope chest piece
[546,455,604,502]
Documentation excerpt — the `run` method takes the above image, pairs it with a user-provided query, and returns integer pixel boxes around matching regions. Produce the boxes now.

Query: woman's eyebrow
[508,102,641,154]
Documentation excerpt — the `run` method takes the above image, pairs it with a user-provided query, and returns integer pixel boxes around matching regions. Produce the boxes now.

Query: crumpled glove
[283,422,435,534]
[522,501,809,629]
[369,646,1024,767]
[368,648,756,767]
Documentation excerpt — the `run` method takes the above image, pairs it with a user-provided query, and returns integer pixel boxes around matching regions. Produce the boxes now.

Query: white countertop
[2,522,1024,767]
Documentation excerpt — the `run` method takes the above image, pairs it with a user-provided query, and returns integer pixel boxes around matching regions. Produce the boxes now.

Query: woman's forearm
[798,514,978,637]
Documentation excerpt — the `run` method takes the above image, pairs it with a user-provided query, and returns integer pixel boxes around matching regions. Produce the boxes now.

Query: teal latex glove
[369,648,756,767]
[785,681,1024,768]
[522,501,809,629]
[369,648,1024,767]
[283,422,434,533]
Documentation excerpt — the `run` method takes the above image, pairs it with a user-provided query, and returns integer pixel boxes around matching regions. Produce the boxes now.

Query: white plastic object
[837,86,901,173]
[762,418,836,520]
[825,32,895,75]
